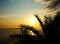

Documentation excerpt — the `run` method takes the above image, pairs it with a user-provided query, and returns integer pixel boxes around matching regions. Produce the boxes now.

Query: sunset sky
[0,0,52,29]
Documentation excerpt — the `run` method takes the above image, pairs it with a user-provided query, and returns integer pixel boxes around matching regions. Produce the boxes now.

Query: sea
[0,28,21,44]
[0,28,20,38]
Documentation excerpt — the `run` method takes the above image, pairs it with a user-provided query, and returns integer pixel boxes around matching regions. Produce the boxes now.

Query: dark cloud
[44,0,52,2]
[34,0,60,10]
[47,0,60,9]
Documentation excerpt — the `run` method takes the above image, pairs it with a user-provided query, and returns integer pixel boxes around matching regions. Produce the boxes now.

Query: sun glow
[27,17,42,30]
[29,18,36,24]
[28,17,38,27]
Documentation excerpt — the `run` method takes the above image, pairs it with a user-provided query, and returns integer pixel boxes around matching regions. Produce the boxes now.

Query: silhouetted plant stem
[34,14,44,30]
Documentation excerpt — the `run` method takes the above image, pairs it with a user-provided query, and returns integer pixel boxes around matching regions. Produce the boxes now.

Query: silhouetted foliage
[44,14,52,28]
[8,25,43,44]
[44,12,60,44]
[34,14,44,30]
[8,12,60,44]
[35,12,60,44]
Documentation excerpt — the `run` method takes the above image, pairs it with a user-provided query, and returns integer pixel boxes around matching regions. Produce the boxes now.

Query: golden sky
[0,0,46,29]
[0,0,58,29]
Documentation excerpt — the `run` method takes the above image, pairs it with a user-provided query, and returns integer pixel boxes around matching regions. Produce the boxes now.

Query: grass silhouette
[8,24,43,44]
[8,12,60,44]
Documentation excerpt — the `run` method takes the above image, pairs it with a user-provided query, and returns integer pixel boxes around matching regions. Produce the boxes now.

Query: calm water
[0,28,20,38]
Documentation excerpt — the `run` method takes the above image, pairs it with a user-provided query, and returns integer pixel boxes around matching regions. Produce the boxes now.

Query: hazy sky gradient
[0,0,46,29]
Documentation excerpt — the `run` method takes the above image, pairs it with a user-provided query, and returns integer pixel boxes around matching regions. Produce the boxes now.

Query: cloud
[33,0,60,12]
[46,0,60,10]
[33,0,53,4]
[33,0,41,3]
